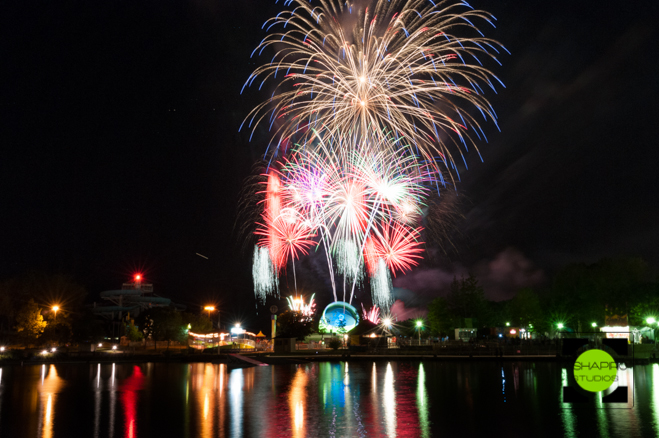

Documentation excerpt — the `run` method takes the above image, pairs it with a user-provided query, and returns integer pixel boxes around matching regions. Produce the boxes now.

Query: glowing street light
[647,317,656,325]
[416,320,423,344]
[557,323,564,329]
[382,318,392,328]
[505,322,510,327]
[204,306,215,320]
[591,322,598,328]
[52,305,60,322]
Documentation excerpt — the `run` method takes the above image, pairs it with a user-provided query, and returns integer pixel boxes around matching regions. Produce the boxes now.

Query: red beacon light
[135,274,142,281]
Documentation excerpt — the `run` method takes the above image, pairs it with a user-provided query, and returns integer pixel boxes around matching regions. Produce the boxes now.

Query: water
[0,360,658,437]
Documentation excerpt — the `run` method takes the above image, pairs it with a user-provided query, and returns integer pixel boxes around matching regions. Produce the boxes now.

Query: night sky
[2,1,658,328]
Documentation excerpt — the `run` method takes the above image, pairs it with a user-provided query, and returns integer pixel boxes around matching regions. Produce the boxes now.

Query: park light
[557,323,564,329]
[505,322,510,327]
[42,350,48,355]
[416,320,423,344]
[52,305,60,322]
[647,317,656,325]
[382,318,392,327]
[591,322,598,328]
[98,343,102,347]
[112,345,117,350]
[135,274,141,281]
[51,348,56,352]
[0,347,4,352]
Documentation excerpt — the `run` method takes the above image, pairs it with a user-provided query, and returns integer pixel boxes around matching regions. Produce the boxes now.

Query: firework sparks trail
[371,258,394,310]
[252,245,279,303]
[254,141,429,311]
[287,293,317,321]
[242,0,507,184]
[362,304,381,324]
[245,0,505,311]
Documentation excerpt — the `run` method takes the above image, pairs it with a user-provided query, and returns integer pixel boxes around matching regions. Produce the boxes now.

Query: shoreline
[1,351,653,367]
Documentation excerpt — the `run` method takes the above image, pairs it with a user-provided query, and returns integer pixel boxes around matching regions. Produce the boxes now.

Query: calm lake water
[0,360,657,437]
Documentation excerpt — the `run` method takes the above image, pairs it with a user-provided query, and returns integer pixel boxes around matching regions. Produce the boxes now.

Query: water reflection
[120,365,145,438]
[8,361,659,437]
[94,364,101,438]
[560,367,577,436]
[0,367,3,432]
[383,362,396,437]
[230,368,243,438]
[36,365,63,438]
[654,364,659,432]
[417,363,430,438]
[289,367,307,438]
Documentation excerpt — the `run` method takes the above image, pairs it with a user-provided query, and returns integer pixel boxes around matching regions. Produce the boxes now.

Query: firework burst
[244,0,506,312]
[242,0,507,183]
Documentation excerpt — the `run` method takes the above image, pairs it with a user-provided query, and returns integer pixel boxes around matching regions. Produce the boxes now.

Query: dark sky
[1,1,658,327]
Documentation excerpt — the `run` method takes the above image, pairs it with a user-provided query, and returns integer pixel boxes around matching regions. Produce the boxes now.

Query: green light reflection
[653,364,659,432]
[560,367,577,437]
[417,363,430,438]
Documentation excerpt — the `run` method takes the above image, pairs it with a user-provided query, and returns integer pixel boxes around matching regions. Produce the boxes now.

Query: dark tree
[276,310,314,340]
[427,296,453,336]
[14,299,47,346]
[446,274,491,328]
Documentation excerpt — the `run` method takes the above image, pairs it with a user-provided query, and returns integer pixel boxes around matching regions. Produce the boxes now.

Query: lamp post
[204,306,216,349]
[647,318,657,343]
[52,305,60,322]
[416,320,423,345]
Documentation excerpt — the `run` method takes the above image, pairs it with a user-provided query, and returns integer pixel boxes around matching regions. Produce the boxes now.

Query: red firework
[256,213,316,272]
[368,222,424,276]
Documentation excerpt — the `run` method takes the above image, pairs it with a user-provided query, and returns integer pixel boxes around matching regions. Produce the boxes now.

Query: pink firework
[362,304,381,324]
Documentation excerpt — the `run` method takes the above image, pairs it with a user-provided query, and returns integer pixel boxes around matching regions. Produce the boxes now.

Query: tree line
[426,257,658,337]
[0,271,214,348]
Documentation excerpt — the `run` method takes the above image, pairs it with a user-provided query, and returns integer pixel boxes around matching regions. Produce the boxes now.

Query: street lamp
[647,317,656,325]
[557,323,564,329]
[52,305,60,322]
[505,322,510,327]
[204,306,215,318]
[591,322,597,328]
[416,320,423,345]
